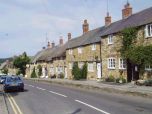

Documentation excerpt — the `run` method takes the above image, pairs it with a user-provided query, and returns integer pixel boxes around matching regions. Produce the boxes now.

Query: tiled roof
[100,7,152,36]
[68,7,152,49]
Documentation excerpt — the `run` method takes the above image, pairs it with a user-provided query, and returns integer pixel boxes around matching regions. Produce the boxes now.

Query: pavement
[0,87,8,114]
[25,78,152,98]
[0,80,152,114]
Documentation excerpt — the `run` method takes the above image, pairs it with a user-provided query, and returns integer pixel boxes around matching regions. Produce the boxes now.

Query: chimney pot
[47,41,51,48]
[105,12,111,26]
[51,42,55,48]
[68,33,72,41]
[59,37,63,45]
[122,2,132,19]
[83,19,89,34]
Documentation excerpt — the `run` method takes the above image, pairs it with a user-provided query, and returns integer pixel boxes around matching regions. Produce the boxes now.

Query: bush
[37,65,42,77]
[2,68,8,74]
[116,76,127,83]
[105,75,115,82]
[58,73,64,79]
[72,62,81,80]
[31,67,37,78]
[81,63,88,79]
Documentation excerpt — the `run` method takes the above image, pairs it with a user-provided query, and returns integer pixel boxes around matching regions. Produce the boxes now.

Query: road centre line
[28,85,35,87]
[48,90,67,98]
[6,94,23,114]
[75,100,110,114]
[36,87,46,91]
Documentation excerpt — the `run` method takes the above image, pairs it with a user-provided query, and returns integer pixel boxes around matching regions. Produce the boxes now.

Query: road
[4,80,152,114]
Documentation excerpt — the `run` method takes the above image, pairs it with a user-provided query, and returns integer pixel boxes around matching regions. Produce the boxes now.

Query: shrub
[31,67,37,78]
[105,75,115,82]
[2,68,8,74]
[115,76,127,84]
[58,73,64,79]
[81,63,88,79]
[37,65,42,77]
[72,62,81,80]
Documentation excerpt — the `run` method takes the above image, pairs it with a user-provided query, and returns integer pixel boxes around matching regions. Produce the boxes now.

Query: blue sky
[0,0,152,58]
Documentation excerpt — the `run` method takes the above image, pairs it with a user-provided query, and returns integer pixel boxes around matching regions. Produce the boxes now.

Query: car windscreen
[6,77,21,82]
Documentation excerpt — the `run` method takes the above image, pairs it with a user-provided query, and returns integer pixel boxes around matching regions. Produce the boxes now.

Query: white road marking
[75,100,110,114]
[48,90,67,97]
[28,85,35,87]
[36,87,46,91]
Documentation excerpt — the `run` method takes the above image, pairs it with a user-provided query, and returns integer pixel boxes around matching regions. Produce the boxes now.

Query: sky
[0,0,152,58]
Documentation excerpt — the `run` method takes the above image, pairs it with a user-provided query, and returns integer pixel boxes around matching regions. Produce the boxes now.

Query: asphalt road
[5,80,152,114]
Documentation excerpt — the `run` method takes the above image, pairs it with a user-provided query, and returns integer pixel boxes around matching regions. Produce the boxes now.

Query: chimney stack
[83,19,89,34]
[42,46,46,50]
[47,41,51,48]
[68,33,72,41]
[59,36,63,45]
[122,2,132,19]
[51,42,55,48]
[105,12,111,26]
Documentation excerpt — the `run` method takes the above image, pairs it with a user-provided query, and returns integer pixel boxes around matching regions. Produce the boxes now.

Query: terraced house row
[26,2,152,82]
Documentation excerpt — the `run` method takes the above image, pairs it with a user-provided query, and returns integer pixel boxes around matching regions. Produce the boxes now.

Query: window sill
[108,43,113,45]
[145,36,152,38]
[108,67,115,70]
[119,68,126,70]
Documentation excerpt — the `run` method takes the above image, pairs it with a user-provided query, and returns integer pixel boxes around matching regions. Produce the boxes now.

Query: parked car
[0,75,7,84]
[3,76,24,92]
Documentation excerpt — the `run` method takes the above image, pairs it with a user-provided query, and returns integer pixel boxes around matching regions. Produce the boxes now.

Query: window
[88,63,94,72]
[79,62,84,69]
[108,35,113,44]
[145,65,152,71]
[91,44,96,50]
[78,47,82,54]
[108,58,116,69]
[69,49,73,55]
[69,63,72,69]
[119,59,126,69]
[145,24,152,38]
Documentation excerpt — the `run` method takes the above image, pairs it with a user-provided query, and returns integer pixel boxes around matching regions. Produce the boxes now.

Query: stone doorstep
[25,78,152,98]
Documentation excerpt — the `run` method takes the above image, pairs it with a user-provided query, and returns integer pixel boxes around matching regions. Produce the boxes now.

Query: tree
[13,52,30,75]
[37,65,42,77]
[31,67,37,78]
[81,62,88,79]
[2,68,8,74]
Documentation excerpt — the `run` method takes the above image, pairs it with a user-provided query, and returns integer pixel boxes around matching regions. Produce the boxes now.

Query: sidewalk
[0,90,8,114]
[25,78,152,98]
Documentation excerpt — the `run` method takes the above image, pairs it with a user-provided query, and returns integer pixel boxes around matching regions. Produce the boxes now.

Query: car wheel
[20,88,24,92]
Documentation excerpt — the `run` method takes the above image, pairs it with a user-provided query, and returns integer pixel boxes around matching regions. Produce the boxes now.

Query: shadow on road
[71,108,81,114]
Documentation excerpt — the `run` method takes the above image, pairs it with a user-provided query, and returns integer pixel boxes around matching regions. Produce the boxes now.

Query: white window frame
[91,44,96,50]
[79,62,84,69]
[145,65,152,71]
[78,47,82,54]
[108,58,116,69]
[88,63,94,72]
[108,34,113,44]
[145,24,152,38]
[69,49,73,55]
[119,58,126,69]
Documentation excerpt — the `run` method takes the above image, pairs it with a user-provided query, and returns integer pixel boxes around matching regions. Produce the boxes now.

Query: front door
[97,63,101,79]
[65,68,68,79]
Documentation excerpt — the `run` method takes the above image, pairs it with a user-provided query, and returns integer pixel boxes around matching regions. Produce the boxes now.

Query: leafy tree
[81,62,88,79]
[2,68,8,74]
[37,65,42,77]
[31,67,37,78]
[120,27,137,58]
[13,52,30,75]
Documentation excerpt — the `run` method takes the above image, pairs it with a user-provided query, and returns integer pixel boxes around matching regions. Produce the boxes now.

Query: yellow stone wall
[66,43,101,80]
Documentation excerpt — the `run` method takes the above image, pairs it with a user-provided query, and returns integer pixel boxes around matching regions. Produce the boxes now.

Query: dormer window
[78,47,82,54]
[108,34,113,44]
[145,24,152,38]
[91,44,96,50]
